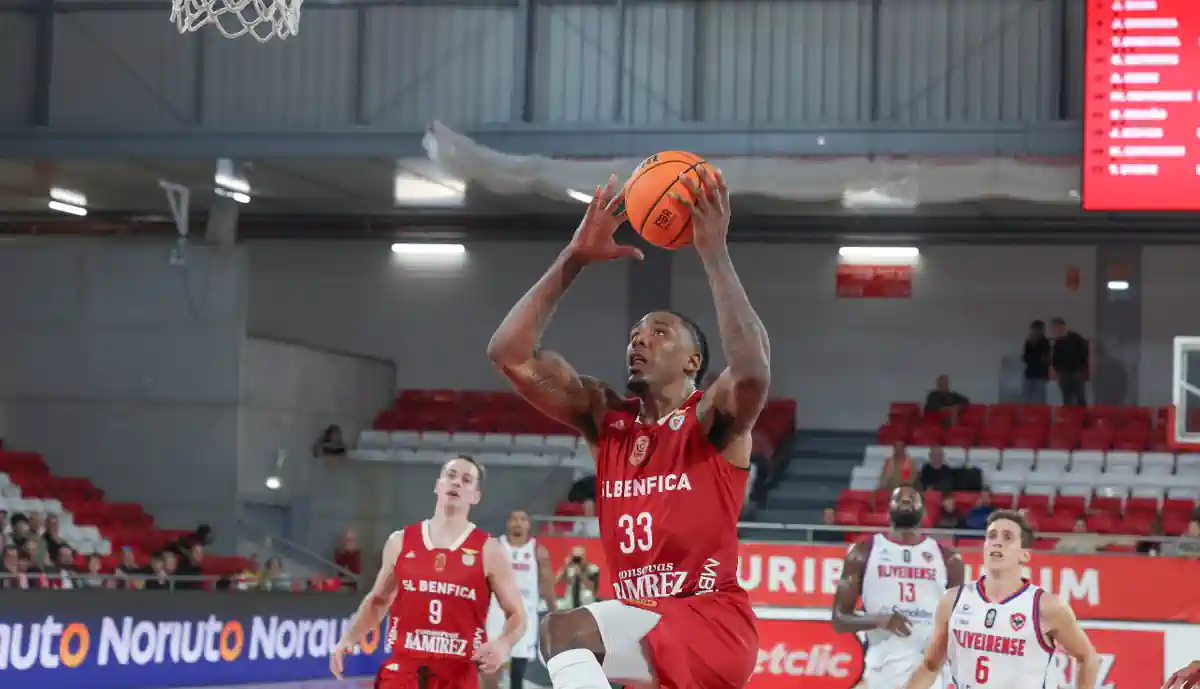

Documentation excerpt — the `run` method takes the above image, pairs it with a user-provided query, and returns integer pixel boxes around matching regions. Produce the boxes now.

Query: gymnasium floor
[161,677,548,689]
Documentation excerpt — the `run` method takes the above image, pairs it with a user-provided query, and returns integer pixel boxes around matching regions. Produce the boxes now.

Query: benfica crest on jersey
[629,435,650,466]
[668,412,685,431]
[434,553,447,572]
[461,548,478,566]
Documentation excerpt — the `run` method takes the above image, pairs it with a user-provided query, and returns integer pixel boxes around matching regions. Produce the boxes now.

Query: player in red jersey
[488,169,770,689]
[329,455,528,689]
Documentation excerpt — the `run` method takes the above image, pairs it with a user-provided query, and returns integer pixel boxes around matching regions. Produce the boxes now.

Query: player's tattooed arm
[831,541,912,635]
[901,587,959,689]
[487,254,617,441]
[1041,592,1100,689]
[536,544,559,612]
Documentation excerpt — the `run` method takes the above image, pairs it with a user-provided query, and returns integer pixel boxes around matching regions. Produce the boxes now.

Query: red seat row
[375,389,798,449]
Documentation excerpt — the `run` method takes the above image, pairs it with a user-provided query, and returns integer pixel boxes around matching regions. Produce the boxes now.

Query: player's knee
[538,608,604,660]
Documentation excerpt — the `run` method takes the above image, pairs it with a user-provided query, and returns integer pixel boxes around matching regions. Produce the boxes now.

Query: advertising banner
[835,264,913,298]
[542,537,1200,622]
[0,592,384,689]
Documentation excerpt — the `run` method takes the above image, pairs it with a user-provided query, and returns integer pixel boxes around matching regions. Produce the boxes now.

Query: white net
[170,0,303,42]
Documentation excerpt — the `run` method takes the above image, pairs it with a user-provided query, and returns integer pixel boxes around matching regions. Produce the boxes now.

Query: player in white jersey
[483,509,557,689]
[833,484,964,689]
[901,510,1099,689]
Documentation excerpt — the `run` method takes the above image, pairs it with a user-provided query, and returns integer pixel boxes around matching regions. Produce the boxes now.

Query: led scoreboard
[1083,0,1200,210]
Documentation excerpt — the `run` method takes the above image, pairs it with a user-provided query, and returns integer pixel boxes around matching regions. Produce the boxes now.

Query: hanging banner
[541,538,1200,623]
[835,264,913,298]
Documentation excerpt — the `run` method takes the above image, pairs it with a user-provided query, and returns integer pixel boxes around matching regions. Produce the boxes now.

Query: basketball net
[169,0,303,42]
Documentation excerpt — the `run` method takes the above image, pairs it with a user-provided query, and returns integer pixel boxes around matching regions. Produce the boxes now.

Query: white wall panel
[246,241,630,391]
[671,245,1096,429]
[0,12,35,126]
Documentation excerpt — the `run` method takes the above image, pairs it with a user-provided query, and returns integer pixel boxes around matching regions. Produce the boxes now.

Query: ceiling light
[48,200,87,216]
[50,187,87,207]
[264,475,281,490]
[567,189,593,203]
[214,173,249,194]
[393,174,466,207]
[1106,280,1130,291]
[391,243,465,256]
[838,246,920,260]
[215,187,250,204]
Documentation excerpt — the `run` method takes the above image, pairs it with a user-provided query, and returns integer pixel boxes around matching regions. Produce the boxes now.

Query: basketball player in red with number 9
[489,168,770,689]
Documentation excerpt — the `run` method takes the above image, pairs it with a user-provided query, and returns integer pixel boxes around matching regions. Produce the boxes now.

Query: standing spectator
[879,442,916,492]
[333,528,362,578]
[1022,320,1051,403]
[42,514,67,564]
[1050,317,1089,406]
[919,447,955,492]
[963,489,996,530]
[555,546,599,610]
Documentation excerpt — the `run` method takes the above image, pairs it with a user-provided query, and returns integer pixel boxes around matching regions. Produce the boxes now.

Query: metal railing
[0,572,355,591]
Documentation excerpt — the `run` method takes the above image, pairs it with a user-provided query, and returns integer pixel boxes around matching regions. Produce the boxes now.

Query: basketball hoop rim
[1166,405,1200,451]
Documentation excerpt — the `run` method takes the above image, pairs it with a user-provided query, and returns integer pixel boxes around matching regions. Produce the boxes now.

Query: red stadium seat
[1018,493,1051,515]
[1053,495,1087,518]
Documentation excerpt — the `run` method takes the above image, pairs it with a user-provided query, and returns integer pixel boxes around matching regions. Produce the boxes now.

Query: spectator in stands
[879,442,915,492]
[923,375,969,421]
[172,540,205,590]
[28,511,45,537]
[47,545,79,589]
[1053,517,1110,554]
[19,549,45,588]
[238,554,262,590]
[567,474,596,503]
[20,536,50,571]
[114,547,141,589]
[919,447,955,492]
[1,544,24,589]
[1050,318,1089,406]
[963,489,996,530]
[556,546,599,610]
[1022,320,1051,404]
[257,556,290,591]
[0,509,8,536]
[9,512,31,549]
[1165,518,1200,559]
[333,528,362,578]
[144,551,174,590]
[80,554,106,589]
[314,424,348,457]
[42,514,67,564]
[934,492,963,529]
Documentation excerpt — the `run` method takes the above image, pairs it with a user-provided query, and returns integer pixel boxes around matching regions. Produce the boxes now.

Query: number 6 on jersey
[618,512,653,554]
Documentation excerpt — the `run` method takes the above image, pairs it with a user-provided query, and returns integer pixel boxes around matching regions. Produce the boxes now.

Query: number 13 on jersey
[617,512,653,554]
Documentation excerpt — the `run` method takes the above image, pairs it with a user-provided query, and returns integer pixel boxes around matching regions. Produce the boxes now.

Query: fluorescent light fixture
[1107,280,1130,291]
[838,246,920,260]
[393,173,466,207]
[567,189,593,203]
[391,243,465,256]
[50,187,87,207]
[214,187,251,204]
[214,173,249,194]
[264,475,282,490]
[48,200,87,216]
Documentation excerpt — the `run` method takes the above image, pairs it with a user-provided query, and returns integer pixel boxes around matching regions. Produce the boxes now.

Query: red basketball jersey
[593,390,748,601]
[382,521,491,678]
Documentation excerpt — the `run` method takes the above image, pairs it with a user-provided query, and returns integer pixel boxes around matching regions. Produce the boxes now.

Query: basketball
[623,151,712,249]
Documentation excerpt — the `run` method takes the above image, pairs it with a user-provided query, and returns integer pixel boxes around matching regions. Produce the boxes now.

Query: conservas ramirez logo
[0,615,382,671]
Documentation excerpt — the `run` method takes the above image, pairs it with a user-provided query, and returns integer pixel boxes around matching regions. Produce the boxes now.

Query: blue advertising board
[0,591,388,689]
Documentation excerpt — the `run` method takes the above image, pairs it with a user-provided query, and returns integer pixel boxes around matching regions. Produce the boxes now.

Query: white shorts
[487,599,540,660]
[579,599,661,687]
[865,659,952,689]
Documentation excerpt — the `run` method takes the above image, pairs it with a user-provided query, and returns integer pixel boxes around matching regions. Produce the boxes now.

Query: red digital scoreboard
[1083,0,1200,210]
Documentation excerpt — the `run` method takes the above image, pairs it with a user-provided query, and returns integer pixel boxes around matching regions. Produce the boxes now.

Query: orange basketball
[623,150,712,249]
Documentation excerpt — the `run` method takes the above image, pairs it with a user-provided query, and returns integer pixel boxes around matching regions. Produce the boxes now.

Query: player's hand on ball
[1165,661,1200,689]
[473,640,511,674]
[879,611,913,637]
[329,640,352,679]
[567,174,643,264]
[671,166,730,256]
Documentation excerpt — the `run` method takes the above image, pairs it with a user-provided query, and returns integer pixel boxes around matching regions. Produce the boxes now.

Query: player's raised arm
[331,530,403,679]
[475,537,529,673]
[1040,591,1100,689]
[536,543,559,612]
[831,541,912,635]
[676,168,771,453]
[901,587,959,689]
[487,175,640,441]
[1165,661,1200,689]
[941,543,966,588]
